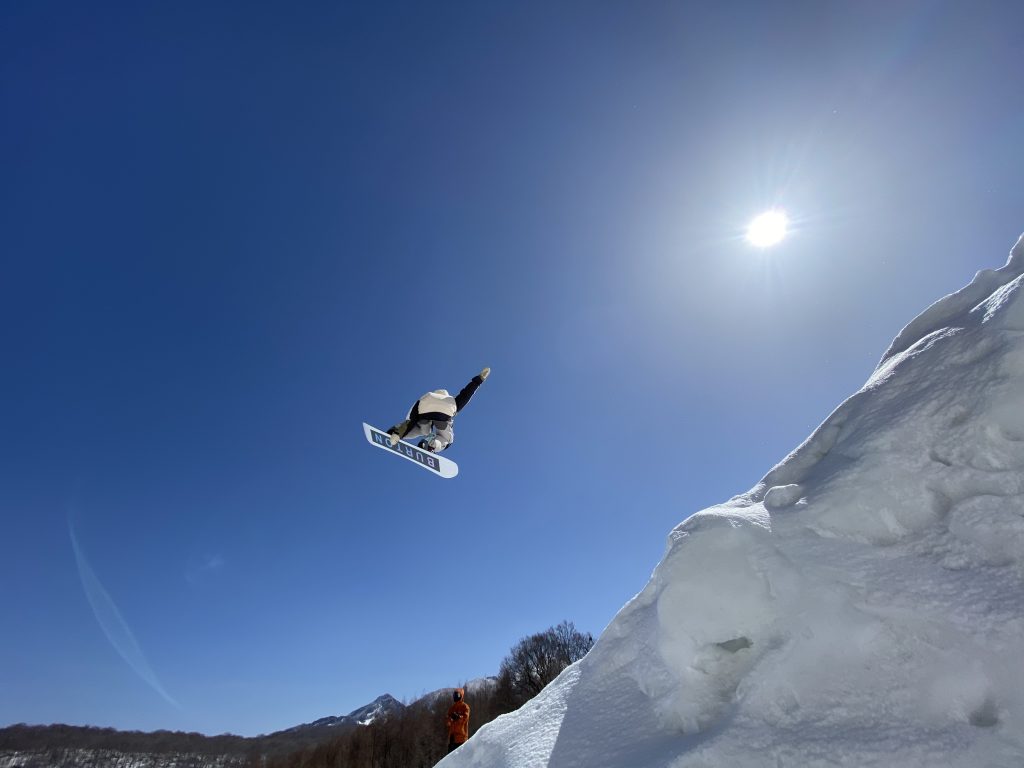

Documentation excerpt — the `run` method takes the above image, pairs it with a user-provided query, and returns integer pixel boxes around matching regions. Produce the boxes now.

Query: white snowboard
[362,423,459,479]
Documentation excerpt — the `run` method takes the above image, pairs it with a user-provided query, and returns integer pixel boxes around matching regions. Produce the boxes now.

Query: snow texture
[441,235,1024,767]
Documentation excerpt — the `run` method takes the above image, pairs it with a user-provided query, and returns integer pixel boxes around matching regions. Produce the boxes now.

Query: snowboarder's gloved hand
[479,367,491,381]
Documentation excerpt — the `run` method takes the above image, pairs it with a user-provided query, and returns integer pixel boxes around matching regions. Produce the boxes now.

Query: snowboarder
[445,688,471,753]
[386,368,490,452]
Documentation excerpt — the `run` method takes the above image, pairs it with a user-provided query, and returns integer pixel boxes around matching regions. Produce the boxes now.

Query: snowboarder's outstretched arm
[455,367,490,412]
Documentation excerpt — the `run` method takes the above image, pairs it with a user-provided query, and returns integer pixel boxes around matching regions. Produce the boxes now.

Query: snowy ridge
[280,694,403,733]
[442,235,1024,767]
[880,235,1024,366]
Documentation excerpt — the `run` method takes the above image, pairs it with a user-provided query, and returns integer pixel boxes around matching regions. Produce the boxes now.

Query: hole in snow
[715,637,753,653]
[969,699,999,728]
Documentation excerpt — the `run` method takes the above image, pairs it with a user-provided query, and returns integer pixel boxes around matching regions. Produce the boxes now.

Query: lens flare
[746,210,789,248]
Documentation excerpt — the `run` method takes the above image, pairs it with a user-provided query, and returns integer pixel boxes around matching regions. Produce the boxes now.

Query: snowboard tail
[362,423,459,479]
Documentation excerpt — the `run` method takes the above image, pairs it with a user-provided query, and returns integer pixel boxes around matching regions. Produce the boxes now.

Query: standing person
[445,688,471,754]
[387,368,490,453]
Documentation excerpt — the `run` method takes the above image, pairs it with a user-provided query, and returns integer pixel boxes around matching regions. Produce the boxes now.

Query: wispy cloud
[68,518,179,709]
[185,553,226,585]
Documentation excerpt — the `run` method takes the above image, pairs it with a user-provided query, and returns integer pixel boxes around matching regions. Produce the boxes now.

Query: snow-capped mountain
[441,235,1024,767]
[281,693,405,734]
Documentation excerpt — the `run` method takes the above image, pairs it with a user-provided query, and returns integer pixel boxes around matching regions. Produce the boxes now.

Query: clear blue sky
[2,0,1023,737]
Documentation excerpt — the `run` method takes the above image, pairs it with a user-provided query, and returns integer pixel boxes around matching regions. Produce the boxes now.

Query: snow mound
[442,234,1024,767]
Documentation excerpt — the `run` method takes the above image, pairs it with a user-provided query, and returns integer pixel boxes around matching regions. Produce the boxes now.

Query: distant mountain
[276,693,405,736]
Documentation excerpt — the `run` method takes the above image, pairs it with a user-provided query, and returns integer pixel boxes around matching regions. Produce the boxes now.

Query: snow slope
[442,235,1024,768]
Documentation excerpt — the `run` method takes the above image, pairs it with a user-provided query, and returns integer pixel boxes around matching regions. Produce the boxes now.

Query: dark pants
[391,418,454,451]
[447,736,465,754]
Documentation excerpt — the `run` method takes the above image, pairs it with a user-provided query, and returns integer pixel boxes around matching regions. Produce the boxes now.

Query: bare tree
[496,621,594,707]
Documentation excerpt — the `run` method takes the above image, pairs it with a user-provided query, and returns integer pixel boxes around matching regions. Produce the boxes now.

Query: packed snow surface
[442,235,1024,767]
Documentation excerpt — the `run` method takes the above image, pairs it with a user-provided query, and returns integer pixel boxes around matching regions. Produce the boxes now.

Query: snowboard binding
[417,423,446,453]
[418,437,442,453]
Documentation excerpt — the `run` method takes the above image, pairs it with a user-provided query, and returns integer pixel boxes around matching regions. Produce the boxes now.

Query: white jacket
[412,389,457,419]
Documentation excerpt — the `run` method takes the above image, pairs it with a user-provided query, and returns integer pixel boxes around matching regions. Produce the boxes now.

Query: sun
[746,209,789,248]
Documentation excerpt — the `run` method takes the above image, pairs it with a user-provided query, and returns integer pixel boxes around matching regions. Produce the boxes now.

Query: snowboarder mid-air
[386,367,490,453]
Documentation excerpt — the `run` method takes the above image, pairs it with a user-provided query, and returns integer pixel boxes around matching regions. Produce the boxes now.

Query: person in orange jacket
[445,688,471,753]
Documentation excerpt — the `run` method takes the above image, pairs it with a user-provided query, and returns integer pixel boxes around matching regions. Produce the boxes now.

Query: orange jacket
[446,690,471,744]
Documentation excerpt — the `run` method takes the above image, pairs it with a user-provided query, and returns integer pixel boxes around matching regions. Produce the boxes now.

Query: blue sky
[3,0,1024,737]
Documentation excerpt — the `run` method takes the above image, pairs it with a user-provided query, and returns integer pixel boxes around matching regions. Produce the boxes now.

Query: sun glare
[746,210,789,248]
